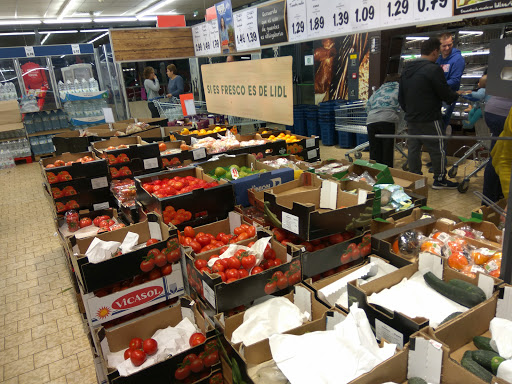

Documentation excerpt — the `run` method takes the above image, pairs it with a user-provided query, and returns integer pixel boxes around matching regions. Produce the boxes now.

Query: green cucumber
[461,351,493,383]
[448,279,487,302]
[408,378,427,384]
[473,336,496,352]
[423,272,486,308]
[491,356,505,375]
[472,350,501,372]
[263,201,282,228]
[439,311,463,326]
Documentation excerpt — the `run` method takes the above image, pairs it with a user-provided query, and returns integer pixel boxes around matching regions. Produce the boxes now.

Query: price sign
[24,46,35,57]
[350,0,381,32]
[381,0,414,27]
[200,23,211,55]
[287,0,308,42]
[71,44,81,55]
[330,0,352,35]
[192,25,204,56]
[234,8,260,51]
[207,19,221,55]
[413,0,451,23]
[305,0,331,38]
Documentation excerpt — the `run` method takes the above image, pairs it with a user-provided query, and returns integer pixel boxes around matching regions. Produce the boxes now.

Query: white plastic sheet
[85,237,121,264]
[490,317,512,359]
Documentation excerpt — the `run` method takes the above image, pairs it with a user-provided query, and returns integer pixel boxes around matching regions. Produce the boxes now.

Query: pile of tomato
[141,176,219,199]
[163,206,192,226]
[45,156,95,168]
[174,339,220,381]
[110,166,132,178]
[124,337,158,367]
[55,199,79,213]
[51,185,77,199]
[139,238,181,277]
[271,227,356,251]
[179,224,256,254]
[107,153,130,165]
[47,170,72,184]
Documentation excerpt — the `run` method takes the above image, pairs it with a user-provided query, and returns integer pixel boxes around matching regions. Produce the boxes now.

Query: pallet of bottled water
[0,82,18,101]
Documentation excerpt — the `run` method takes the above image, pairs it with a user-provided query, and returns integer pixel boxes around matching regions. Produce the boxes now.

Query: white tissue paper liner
[497,359,512,382]
[247,359,290,384]
[269,304,396,384]
[107,317,198,377]
[120,231,140,254]
[231,297,309,346]
[367,270,468,328]
[490,317,512,359]
[207,237,272,272]
[85,237,121,264]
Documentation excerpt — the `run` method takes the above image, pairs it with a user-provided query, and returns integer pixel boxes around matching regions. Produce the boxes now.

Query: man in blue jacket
[436,33,465,128]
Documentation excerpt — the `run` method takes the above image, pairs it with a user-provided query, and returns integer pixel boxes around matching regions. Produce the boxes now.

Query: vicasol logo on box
[112,286,165,310]
[252,178,283,192]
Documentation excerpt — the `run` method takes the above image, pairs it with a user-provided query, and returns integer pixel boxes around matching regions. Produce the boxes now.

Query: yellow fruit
[206,130,213,134]
[181,128,190,135]
[290,136,297,140]
[192,130,199,134]
[262,130,269,134]
[269,135,276,140]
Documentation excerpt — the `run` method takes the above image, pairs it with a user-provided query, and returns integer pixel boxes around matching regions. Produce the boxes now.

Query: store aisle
[0,164,96,384]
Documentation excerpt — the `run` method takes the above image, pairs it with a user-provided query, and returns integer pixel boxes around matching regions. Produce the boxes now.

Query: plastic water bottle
[81,78,89,93]
[73,79,80,94]
[89,78,99,92]
[66,80,73,93]
[0,83,5,101]
[58,81,65,99]
[8,83,16,100]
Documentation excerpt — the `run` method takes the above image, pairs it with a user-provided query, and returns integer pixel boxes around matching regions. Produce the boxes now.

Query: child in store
[458,74,490,129]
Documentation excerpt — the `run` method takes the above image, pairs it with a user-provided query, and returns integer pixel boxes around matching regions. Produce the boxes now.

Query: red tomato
[161,264,173,276]
[301,242,314,252]
[209,372,223,384]
[233,226,245,236]
[241,254,256,270]
[328,233,344,244]
[196,235,211,247]
[79,218,92,228]
[190,357,204,373]
[142,338,158,355]
[225,269,239,280]
[190,240,201,253]
[189,332,206,347]
[212,262,225,273]
[149,269,162,280]
[146,238,159,246]
[183,354,197,365]
[130,349,146,366]
[129,338,143,350]
[247,226,256,237]
[200,267,211,274]
[154,253,167,268]
[140,259,155,272]
[272,228,287,242]
[218,258,228,269]
[251,266,263,275]
[263,246,276,260]
[174,365,190,380]
[158,142,167,152]
[226,278,238,283]
[227,256,241,270]
[219,246,228,255]
[183,226,195,238]
[194,259,207,270]
[274,259,282,266]
[124,348,135,360]
[217,271,226,282]
[165,248,181,264]
[57,171,72,182]
[238,269,249,279]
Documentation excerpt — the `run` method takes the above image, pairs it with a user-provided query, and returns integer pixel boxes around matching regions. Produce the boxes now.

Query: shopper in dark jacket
[399,37,459,189]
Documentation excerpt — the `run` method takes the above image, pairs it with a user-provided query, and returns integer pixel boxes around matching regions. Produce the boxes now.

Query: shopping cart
[153,99,208,120]
[335,100,368,161]
[447,117,491,193]
[227,115,265,134]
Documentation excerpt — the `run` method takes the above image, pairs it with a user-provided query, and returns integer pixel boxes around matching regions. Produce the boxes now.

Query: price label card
[93,202,110,211]
[207,19,221,55]
[307,149,317,159]
[143,157,159,170]
[330,0,352,35]
[234,8,260,51]
[24,46,35,57]
[71,44,81,55]
[200,23,211,55]
[91,176,108,190]
[192,25,204,56]
[350,0,381,32]
[305,0,330,39]
[282,211,300,235]
[413,0,452,23]
[381,0,414,27]
[306,138,316,148]
[192,147,207,160]
[287,0,308,42]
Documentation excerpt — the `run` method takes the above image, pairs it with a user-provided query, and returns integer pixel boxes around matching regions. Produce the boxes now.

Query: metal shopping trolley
[153,99,208,120]
[335,100,368,161]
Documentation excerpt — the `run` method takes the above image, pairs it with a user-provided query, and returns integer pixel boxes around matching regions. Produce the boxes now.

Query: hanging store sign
[454,0,512,16]
[234,8,261,51]
[216,0,236,54]
[192,20,222,56]
[257,0,288,46]
[201,56,293,125]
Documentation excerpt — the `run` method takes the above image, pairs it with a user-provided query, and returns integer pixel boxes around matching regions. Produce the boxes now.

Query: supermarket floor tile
[0,163,96,384]
[0,149,489,383]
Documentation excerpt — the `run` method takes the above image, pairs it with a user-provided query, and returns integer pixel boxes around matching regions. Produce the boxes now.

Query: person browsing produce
[166,64,184,100]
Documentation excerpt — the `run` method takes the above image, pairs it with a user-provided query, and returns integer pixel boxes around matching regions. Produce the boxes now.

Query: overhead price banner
[207,19,222,55]
[201,56,293,125]
[257,0,289,46]
[233,8,261,51]
[287,0,308,42]
[192,20,222,56]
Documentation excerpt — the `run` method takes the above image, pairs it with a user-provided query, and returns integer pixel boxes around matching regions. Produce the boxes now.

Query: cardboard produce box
[52,130,95,155]
[41,152,109,186]
[56,208,119,240]
[135,167,234,228]
[95,297,219,384]
[186,233,302,314]
[0,100,21,124]
[251,172,374,241]
[451,220,503,249]
[197,154,294,207]
[160,140,190,168]
[48,186,112,217]
[472,198,506,228]
[69,213,178,293]
[389,167,429,201]
[347,253,500,347]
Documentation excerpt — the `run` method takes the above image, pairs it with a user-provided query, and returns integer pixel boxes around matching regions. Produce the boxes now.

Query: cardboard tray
[69,213,178,293]
[196,154,295,207]
[186,232,302,314]
[95,296,218,384]
[134,167,235,221]
[41,152,109,186]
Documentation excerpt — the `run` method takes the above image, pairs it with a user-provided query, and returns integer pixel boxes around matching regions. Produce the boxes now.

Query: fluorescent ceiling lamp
[81,29,109,33]
[94,17,137,22]
[137,0,176,17]
[461,50,489,56]
[44,18,92,24]
[137,16,158,21]
[0,31,35,36]
[405,37,429,41]
[0,19,41,25]
[58,0,76,21]
[459,31,484,35]
[87,32,109,44]
[40,30,78,34]
[41,33,51,45]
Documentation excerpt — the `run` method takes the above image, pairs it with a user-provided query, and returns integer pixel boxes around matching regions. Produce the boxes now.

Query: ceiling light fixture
[0,19,42,25]
[40,30,78,34]
[405,36,429,41]
[41,33,51,45]
[87,32,109,44]
[459,31,484,36]
[57,0,76,21]
[81,29,109,33]
[136,16,158,21]
[94,17,138,22]
[43,18,92,24]
[137,0,176,17]
[0,31,35,36]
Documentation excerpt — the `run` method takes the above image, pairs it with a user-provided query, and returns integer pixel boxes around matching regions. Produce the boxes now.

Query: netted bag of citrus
[209,164,267,180]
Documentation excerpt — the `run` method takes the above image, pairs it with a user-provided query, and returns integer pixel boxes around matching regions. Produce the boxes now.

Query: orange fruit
[393,239,400,254]
[472,250,492,265]
[460,265,477,279]
[420,239,443,256]
[448,252,469,271]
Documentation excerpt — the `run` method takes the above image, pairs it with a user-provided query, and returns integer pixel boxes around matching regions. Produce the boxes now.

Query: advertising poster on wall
[454,0,512,16]
[257,0,288,46]
[215,0,236,54]
[314,33,370,103]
